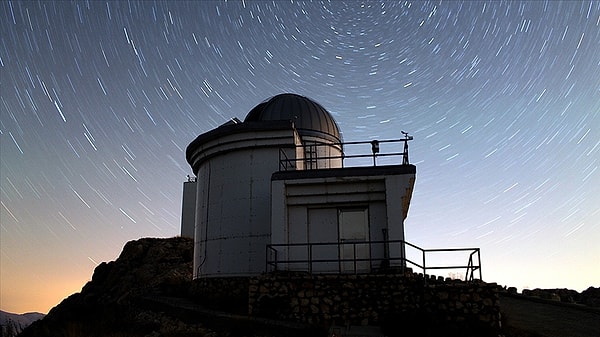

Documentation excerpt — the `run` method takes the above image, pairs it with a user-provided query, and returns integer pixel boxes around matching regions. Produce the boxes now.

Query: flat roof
[272,164,416,181]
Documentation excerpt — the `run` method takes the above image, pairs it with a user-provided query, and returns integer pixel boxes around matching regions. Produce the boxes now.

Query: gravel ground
[499,293,600,337]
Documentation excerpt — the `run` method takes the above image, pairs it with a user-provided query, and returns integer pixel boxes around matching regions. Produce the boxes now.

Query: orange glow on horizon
[1,263,92,314]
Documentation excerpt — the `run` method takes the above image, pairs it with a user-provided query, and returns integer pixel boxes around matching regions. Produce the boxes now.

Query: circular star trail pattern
[1,1,599,313]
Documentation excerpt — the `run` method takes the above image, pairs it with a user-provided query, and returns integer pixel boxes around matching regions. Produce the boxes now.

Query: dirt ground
[499,293,600,337]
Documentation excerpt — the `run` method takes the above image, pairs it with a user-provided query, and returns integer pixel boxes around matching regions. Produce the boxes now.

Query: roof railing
[278,133,413,171]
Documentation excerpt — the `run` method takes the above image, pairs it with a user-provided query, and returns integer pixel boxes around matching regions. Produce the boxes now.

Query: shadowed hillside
[18,237,202,337]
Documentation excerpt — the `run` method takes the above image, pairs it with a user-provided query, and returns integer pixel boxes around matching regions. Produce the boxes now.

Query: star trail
[1,1,599,314]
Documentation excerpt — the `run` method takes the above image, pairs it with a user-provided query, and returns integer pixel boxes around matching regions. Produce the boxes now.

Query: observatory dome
[245,93,341,142]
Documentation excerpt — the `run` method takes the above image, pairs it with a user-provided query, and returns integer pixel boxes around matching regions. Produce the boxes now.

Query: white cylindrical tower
[186,93,342,278]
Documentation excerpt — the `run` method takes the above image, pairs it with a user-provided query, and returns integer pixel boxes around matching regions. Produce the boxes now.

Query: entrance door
[307,208,338,272]
[339,208,370,273]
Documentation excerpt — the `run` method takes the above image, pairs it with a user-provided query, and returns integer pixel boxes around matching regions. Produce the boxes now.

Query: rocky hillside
[17,236,599,337]
[18,236,203,337]
[519,287,600,307]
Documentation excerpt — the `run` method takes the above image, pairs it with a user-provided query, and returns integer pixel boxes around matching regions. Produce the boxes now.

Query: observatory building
[184,93,416,278]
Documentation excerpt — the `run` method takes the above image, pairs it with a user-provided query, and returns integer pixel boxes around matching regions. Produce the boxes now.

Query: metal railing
[278,134,413,171]
[266,239,482,282]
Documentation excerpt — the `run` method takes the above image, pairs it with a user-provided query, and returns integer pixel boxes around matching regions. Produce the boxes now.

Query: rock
[581,287,600,307]
[19,237,196,337]
[518,287,600,307]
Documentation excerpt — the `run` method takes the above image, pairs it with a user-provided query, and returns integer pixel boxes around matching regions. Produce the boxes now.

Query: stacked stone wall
[248,272,500,331]
[188,277,249,311]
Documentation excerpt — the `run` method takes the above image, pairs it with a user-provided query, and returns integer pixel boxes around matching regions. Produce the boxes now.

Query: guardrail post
[309,243,313,274]
[265,245,272,272]
[422,249,427,285]
[353,242,357,274]
[477,248,482,280]
[338,241,342,273]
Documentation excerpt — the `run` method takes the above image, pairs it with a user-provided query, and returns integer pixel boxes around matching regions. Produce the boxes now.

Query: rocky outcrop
[520,287,600,307]
[82,237,193,302]
[18,236,201,337]
[580,287,600,307]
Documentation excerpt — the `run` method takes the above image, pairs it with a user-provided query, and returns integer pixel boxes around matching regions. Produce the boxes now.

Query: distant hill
[0,310,45,336]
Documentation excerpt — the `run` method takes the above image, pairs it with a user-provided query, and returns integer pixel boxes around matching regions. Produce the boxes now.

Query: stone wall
[248,272,500,331]
[188,277,250,312]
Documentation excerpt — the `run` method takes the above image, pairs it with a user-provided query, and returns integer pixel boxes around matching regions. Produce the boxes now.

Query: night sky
[1,1,599,314]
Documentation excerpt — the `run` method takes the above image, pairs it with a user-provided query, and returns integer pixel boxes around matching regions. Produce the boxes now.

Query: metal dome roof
[244,93,341,141]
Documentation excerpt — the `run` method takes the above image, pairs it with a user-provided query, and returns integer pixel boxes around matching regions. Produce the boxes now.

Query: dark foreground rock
[18,237,209,337]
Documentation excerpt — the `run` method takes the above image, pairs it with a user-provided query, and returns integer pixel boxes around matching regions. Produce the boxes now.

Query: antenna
[401,131,413,165]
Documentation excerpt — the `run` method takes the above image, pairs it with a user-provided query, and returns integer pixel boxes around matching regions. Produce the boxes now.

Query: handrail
[465,249,482,282]
[278,148,295,171]
[265,239,481,282]
[279,136,413,171]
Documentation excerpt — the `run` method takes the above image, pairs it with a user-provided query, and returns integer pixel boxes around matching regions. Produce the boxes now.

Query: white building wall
[180,180,196,238]
[385,174,416,267]
[187,119,411,277]
[270,170,415,273]
[192,129,298,278]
